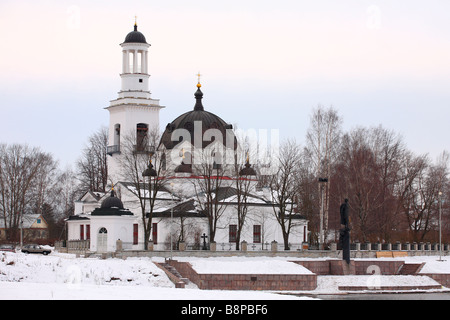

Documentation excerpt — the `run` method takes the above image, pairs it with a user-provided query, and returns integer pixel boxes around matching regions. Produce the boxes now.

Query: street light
[438,191,445,262]
[170,182,174,260]
[318,178,328,249]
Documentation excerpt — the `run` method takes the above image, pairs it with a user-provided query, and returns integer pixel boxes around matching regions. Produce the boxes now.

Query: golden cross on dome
[197,72,202,88]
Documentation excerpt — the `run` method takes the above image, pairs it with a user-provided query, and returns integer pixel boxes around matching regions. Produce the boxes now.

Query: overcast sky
[1,0,450,168]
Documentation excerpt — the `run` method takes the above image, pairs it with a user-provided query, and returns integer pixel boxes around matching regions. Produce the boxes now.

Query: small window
[133,224,139,245]
[139,79,143,83]
[37,219,41,224]
[152,223,158,244]
[253,225,261,243]
[229,225,237,243]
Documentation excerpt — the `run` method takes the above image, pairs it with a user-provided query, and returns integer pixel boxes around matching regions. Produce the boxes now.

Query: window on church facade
[136,123,148,152]
[253,225,261,243]
[133,224,138,245]
[114,124,120,147]
[152,223,157,244]
[229,225,237,243]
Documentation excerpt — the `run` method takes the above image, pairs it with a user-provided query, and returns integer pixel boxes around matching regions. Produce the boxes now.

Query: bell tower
[119,22,151,98]
[106,22,165,183]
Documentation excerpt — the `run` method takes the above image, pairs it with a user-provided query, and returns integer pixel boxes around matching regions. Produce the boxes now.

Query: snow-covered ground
[0,251,309,300]
[1,250,449,300]
[187,257,314,275]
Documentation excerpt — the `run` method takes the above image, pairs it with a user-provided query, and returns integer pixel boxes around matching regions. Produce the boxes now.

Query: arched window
[97,227,108,253]
[114,124,121,146]
[136,123,148,152]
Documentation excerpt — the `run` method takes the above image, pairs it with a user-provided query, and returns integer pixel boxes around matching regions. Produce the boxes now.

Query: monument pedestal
[330,260,356,275]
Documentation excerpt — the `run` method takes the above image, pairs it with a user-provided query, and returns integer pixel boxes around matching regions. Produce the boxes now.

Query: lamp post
[170,182,174,260]
[142,158,157,251]
[318,178,328,249]
[438,191,445,262]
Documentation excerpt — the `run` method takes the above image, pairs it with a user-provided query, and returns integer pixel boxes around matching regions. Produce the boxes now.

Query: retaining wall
[166,259,317,291]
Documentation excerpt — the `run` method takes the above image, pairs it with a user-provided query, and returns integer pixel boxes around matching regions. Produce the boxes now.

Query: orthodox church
[67,23,308,253]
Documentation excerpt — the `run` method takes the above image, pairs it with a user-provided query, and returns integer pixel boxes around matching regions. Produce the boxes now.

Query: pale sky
[1,0,450,167]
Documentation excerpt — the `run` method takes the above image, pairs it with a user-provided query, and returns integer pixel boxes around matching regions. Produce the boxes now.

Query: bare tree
[333,126,413,242]
[117,127,167,250]
[0,144,55,241]
[269,139,302,250]
[230,147,257,250]
[333,127,386,241]
[398,152,449,242]
[192,146,229,243]
[305,105,342,244]
[76,126,108,192]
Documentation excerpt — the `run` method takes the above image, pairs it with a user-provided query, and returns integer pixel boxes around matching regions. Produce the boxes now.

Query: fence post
[271,241,278,252]
[116,239,123,252]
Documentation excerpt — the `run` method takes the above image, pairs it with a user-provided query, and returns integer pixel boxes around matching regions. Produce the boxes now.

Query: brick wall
[355,260,404,275]
[293,260,331,275]
[167,260,317,291]
[292,260,405,275]
[422,274,450,287]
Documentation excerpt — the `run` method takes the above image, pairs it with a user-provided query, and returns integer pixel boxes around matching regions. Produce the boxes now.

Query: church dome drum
[159,85,237,150]
[100,189,124,209]
[123,24,148,44]
[91,189,133,216]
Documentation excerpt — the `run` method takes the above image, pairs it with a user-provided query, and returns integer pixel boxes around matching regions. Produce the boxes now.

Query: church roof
[101,189,124,209]
[239,162,257,176]
[91,189,133,216]
[159,85,237,150]
[123,24,148,44]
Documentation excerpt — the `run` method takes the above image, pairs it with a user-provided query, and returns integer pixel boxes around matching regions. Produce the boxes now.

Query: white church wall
[67,220,89,241]
[89,216,135,252]
[152,216,209,251]
[213,205,308,250]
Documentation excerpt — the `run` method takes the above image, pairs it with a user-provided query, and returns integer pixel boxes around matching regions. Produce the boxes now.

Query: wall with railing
[55,239,450,257]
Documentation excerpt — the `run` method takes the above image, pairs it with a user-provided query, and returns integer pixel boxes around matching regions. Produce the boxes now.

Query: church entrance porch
[97,228,108,253]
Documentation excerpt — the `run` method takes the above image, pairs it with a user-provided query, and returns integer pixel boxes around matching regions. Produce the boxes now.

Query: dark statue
[339,199,351,264]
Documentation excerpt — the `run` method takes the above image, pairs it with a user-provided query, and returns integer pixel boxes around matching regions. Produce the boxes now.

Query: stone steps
[398,263,425,275]
[155,261,191,288]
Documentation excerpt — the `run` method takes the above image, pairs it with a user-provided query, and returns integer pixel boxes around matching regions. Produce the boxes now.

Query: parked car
[21,244,51,255]
[0,244,16,252]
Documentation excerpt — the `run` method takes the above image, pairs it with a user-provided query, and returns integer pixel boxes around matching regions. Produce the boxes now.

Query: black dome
[124,24,148,44]
[159,87,237,150]
[239,162,257,176]
[101,190,124,209]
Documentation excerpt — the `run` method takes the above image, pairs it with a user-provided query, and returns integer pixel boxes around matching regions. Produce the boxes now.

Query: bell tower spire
[106,22,165,183]
[117,21,151,96]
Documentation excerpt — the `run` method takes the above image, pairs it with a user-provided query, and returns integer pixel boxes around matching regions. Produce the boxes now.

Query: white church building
[66,23,308,253]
